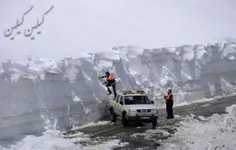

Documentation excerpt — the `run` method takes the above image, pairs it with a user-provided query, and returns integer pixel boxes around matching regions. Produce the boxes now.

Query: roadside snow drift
[0,129,129,150]
[1,41,236,140]
[161,104,236,150]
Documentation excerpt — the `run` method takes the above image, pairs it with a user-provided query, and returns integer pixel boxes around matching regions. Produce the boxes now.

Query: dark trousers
[166,100,174,117]
[106,83,117,98]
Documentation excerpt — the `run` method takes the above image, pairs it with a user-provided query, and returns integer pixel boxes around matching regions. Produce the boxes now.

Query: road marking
[185,108,196,111]
[92,124,123,136]
[201,104,210,107]
[184,104,209,111]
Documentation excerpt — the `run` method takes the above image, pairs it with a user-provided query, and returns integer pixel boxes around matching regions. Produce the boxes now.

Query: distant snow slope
[0,41,236,140]
[161,104,236,150]
[1,0,236,61]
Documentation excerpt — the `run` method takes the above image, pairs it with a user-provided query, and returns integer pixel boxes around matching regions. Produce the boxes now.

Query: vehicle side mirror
[120,101,123,105]
[151,101,154,104]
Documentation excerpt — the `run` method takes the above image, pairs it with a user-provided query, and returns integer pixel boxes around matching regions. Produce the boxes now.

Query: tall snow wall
[0,41,236,140]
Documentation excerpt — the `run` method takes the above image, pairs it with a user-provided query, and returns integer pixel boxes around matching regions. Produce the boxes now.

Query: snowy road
[62,95,236,150]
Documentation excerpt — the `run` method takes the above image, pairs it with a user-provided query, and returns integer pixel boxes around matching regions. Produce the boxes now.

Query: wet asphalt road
[63,95,236,150]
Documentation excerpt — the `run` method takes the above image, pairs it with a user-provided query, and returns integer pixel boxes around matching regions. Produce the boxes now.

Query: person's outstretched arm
[99,75,106,79]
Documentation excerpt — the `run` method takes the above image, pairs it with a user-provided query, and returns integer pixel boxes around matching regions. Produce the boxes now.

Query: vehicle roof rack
[123,90,145,95]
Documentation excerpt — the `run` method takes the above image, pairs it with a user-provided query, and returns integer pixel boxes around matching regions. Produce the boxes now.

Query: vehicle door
[114,95,120,114]
[117,96,124,116]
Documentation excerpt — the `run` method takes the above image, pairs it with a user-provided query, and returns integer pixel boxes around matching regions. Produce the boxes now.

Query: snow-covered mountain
[0,41,236,140]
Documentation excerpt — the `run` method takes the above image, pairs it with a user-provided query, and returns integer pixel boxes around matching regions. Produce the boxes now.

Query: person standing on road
[99,71,117,99]
[164,89,174,119]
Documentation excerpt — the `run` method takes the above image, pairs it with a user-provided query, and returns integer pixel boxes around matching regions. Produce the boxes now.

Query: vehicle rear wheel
[122,111,129,127]
[109,108,116,123]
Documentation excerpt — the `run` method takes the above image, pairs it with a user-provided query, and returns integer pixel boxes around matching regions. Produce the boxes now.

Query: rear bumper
[127,114,158,122]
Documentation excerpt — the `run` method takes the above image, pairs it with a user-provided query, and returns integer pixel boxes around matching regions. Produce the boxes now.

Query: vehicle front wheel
[109,108,116,123]
[151,116,158,129]
[122,111,129,127]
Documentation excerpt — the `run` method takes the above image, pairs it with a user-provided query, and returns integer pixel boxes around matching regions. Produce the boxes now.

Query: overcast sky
[0,0,236,61]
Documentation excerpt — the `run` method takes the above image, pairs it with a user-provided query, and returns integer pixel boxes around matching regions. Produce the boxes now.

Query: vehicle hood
[126,104,156,110]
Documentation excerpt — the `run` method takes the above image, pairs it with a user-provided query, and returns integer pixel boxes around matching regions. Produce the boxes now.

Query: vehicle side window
[119,96,124,105]
[116,95,120,103]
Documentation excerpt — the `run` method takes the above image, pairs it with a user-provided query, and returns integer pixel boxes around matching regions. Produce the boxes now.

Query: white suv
[107,90,159,128]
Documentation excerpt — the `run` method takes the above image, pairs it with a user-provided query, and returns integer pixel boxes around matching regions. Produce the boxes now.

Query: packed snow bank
[161,104,236,150]
[1,41,236,140]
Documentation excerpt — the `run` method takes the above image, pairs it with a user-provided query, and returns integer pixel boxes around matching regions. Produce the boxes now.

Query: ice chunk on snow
[228,55,235,60]
[70,121,111,131]
[73,96,82,102]
[83,140,129,150]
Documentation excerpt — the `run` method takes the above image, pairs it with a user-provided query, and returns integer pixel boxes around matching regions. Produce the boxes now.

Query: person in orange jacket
[164,89,174,119]
[99,71,117,99]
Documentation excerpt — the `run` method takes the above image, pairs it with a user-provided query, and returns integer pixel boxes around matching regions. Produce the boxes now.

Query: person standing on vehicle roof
[99,71,117,99]
[164,89,174,119]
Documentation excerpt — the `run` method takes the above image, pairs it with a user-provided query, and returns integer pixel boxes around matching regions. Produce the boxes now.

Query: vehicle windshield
[124,95,151,105]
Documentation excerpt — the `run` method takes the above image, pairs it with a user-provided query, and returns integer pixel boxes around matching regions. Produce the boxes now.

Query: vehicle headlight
[151,109,159,114]
[129,109,136,116]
